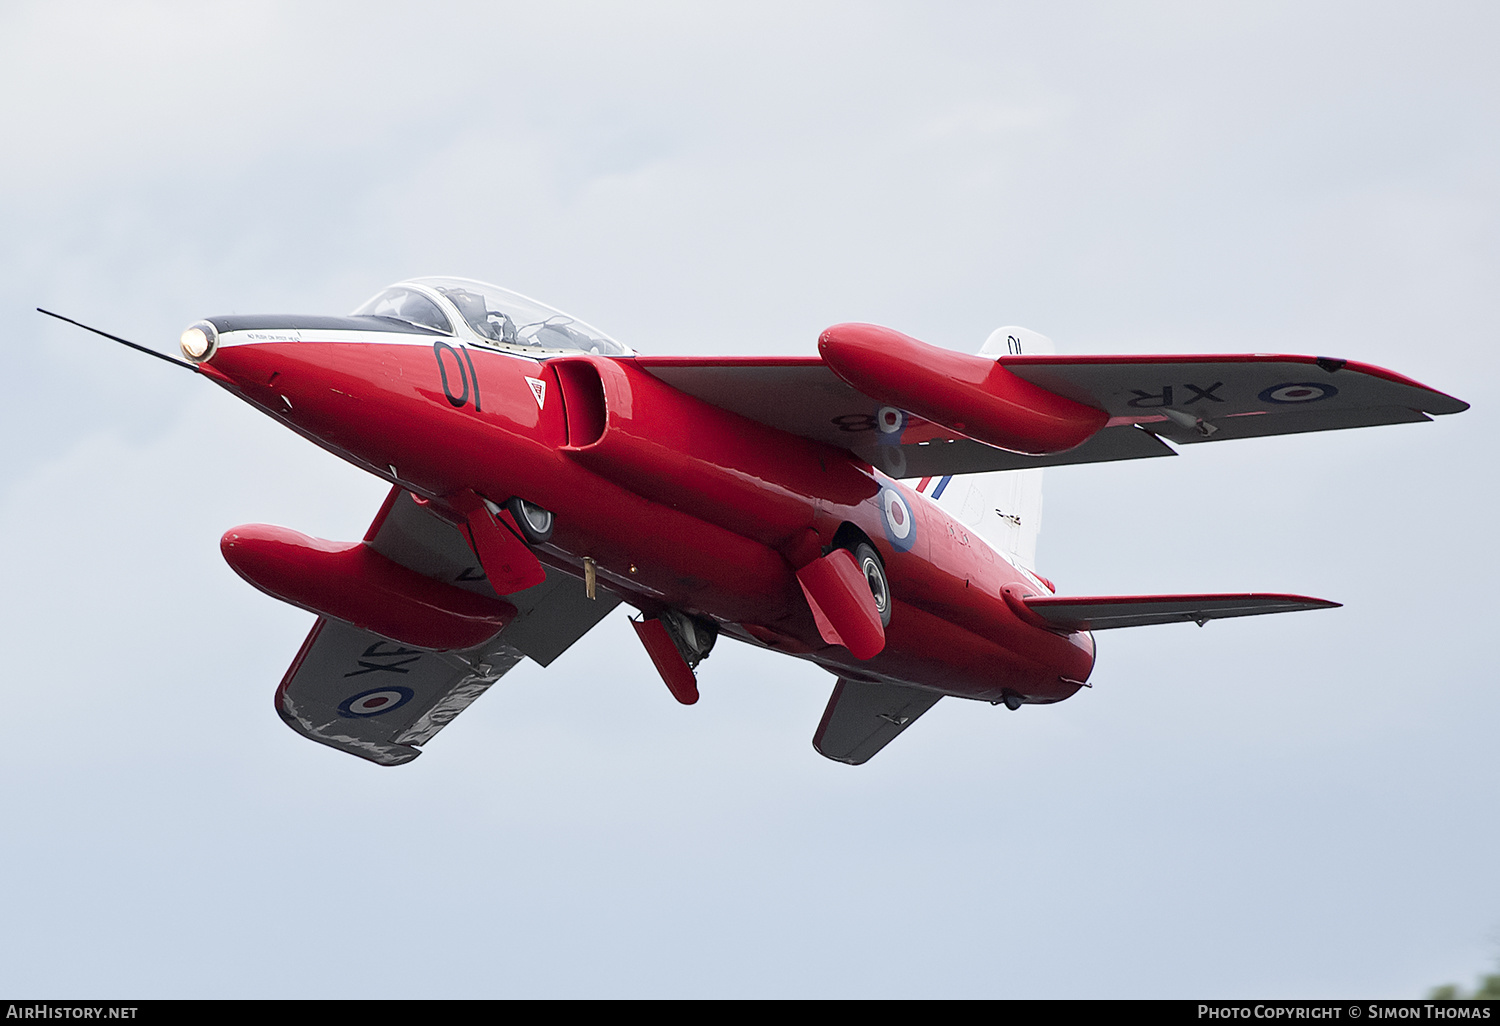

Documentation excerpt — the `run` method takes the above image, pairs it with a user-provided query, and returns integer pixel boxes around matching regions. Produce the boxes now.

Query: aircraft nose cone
[195,341,289,406]
[198,340,362,428]
[197,339,401,461]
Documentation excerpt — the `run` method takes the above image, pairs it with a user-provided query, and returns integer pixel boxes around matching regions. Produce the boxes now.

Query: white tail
[913,326,1052,572]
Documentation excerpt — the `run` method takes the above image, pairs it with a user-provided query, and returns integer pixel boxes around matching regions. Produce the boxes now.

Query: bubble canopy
[353,277,631,356]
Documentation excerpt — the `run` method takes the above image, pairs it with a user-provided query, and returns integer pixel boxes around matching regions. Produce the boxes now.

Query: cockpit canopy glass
[410,276,630,355]
[351,287,452,334]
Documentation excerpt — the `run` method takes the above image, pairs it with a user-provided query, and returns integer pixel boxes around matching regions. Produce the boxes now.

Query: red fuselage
[199,334,1095,704]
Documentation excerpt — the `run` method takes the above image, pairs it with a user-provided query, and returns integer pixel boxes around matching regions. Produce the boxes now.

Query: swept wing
[633,353,1464,478]
[275,487,618,765]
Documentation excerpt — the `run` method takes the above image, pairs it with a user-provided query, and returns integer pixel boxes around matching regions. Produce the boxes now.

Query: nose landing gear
[658,608,718,669]
[631,608,719,706]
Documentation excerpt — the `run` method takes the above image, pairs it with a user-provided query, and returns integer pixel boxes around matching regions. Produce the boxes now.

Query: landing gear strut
[659,608,718,669]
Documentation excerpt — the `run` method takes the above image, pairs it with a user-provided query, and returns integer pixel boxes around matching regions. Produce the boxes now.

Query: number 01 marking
[434,342,482,412]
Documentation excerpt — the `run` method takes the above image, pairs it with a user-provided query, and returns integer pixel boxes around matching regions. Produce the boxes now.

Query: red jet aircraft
[43,278,1468,765]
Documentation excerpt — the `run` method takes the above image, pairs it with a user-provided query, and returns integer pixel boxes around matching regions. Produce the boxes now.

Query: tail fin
[914,327,1052,571]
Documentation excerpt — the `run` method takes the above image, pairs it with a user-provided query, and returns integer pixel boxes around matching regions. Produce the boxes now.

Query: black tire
[851,542,892,627]
[504,496,554,544]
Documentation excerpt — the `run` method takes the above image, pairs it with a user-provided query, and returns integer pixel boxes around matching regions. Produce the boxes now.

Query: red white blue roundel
[1259,382,1339,404]
[880,486,917,552]
[338,686,415,718]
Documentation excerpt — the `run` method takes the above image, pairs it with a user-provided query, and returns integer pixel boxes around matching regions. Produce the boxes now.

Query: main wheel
[504,497,554,544]
[851,542,892,627]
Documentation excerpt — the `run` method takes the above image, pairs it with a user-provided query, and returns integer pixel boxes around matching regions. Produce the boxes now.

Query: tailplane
[1019,592,1340,631]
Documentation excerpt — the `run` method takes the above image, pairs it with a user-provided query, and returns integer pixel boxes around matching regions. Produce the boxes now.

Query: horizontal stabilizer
[813,678,942,765]
[1022,592,1340,631]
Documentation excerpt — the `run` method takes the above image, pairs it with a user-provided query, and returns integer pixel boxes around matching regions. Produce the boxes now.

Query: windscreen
[411,277,629,355]
[351,287,454,334]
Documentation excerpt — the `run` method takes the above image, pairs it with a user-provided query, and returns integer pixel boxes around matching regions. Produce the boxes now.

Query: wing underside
[273,487,619,765]
[276,617,524,765]
[633,353,1463,478]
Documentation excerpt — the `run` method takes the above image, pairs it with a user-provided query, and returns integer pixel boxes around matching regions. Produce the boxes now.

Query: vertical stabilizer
[913,327,1051,572]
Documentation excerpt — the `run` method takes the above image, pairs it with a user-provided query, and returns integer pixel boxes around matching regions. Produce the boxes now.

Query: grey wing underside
[812,678,944,765]
[638,358,1176,478]
[878,426,1173,478]
[634,356,1461,479]
[274,488,619,765]
[275,618,525,766]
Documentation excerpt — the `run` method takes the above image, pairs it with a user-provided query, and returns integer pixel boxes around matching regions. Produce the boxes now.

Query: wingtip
[1271,593,1341,610]
[1412,388,1469,416]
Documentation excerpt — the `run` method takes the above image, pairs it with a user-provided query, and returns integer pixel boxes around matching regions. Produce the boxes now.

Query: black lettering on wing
[1127,386,1173,408]
[344,655,421,677]
[1183,381,1225,404]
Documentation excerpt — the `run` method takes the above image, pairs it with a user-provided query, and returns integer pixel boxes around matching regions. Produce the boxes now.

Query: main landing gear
[504,496,554,544]
[849,542,891,628]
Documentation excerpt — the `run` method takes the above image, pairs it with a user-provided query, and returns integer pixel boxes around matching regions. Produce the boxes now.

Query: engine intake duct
[550,354,873,541]
[221,524,517,651]
[818,323,1107,455]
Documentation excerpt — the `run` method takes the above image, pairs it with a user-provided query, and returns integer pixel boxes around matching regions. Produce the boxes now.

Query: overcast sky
[2,1,1496,998]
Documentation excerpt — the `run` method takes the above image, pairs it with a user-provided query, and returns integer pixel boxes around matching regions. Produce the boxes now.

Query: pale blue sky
[2,1,1496,997]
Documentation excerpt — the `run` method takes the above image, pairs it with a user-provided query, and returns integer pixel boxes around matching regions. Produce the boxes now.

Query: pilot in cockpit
[442,288,521,345]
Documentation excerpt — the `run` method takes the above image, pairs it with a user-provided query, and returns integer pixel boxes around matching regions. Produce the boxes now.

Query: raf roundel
[1259,382,1339,404]
[880,486,917,552]
[338,686,416,719]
